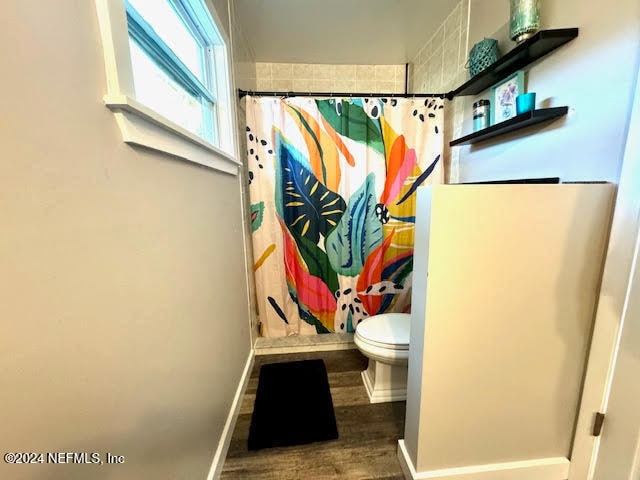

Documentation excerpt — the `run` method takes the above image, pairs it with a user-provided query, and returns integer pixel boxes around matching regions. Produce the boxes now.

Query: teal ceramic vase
[510,0,540,43]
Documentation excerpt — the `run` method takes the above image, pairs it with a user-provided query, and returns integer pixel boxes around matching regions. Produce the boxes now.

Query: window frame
[95,0,239,174]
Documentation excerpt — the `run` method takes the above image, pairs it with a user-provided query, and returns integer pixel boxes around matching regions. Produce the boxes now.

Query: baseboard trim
[206,348,255,480]
[255,342,356,355]
[397,440,570,480]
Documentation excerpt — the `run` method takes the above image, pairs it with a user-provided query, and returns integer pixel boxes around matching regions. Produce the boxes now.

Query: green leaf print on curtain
[246,96,445,337]
[281,218,337,333]
[291,228,340,296]
[316,99,384,154]
[274,132,346,244]
[250,202,264,232]
[325,173,383,277]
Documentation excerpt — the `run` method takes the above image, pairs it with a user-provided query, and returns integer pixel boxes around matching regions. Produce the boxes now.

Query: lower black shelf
[450,107,569,146]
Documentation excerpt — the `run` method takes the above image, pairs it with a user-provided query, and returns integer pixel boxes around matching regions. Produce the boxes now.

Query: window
[95,0,237,173]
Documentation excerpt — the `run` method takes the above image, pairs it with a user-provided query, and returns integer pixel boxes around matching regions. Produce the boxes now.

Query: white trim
[94,0,134,96]
[253,333,356,355]
[94,0,238,171]
[254,341,357,356]
[569,57,640,480]
[206,348,255,480]
[105,94,239,174]
[397,441,570,480]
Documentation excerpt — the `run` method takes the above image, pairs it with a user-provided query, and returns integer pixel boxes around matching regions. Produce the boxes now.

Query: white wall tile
[356,79,377,92]
[409,0,470,97]
[312,79,333,91]
[313,64,335,80]
[376,81,396,93]
[356,65,375,81]
[415,42,425,65]
[375,65,396,81]
[292,79,314,91]
[395,64,407,84]
[272,78,293,91]
[333,78,356,92]
[292,63,314,79]
[459,28,470,69]
[424,75,432,93]
[460,0,470,33]
[432,45,444,83]
[444,30,461,70]
[271,63,293,79]
[253,62,405,94]
[256,77,273,90]
[256,62,271,79]
[433,25,445,50]
[445,3,462,39]
[335,64,356,79]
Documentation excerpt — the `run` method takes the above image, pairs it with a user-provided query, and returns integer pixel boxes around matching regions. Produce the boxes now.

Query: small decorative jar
[510,0,540,43]
[473,99,490,131]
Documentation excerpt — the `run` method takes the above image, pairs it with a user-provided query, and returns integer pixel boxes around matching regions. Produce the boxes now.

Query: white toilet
[354,313,411,403]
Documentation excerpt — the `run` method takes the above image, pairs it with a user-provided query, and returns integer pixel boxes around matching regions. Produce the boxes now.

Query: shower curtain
[246,95,444,338]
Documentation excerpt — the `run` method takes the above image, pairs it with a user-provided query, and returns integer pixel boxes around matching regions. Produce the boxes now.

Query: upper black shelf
[446,28,579,99]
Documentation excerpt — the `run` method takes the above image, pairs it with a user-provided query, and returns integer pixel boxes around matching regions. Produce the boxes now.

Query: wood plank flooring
[220,349,406,480]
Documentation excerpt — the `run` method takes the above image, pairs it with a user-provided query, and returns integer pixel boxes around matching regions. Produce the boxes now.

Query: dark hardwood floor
[220,349,406,480]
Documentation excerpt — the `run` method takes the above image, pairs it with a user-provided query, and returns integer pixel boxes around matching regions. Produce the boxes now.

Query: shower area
[243,94,444,341]
[233,0,471,345]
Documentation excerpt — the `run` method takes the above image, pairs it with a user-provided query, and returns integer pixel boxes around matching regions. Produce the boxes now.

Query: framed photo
[490,70,525,124]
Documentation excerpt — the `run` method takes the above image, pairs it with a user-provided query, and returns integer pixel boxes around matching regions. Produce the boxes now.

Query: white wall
[403,184,615,475]
[452,0,640,183]
[403,2,640,476]
[0,1,251,479]
[569,61,640,480]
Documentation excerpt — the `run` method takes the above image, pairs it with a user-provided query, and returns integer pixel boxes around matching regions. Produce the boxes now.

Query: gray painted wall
[0,1,251,479]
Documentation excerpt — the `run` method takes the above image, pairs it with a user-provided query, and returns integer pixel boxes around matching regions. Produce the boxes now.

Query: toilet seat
[355,313,410,350]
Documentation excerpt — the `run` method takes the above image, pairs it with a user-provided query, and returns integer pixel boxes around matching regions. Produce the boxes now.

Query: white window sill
[104,94,240,175]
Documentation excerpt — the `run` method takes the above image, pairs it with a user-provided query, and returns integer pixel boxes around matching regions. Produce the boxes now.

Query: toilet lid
[355,313,410,349]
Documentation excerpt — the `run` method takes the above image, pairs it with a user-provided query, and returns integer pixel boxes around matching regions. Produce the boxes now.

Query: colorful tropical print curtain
[246,96,444,338]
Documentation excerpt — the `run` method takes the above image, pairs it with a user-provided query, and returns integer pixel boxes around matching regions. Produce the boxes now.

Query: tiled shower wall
[410,0,471,183]
[255,63,407,94]
[410,0,470,93]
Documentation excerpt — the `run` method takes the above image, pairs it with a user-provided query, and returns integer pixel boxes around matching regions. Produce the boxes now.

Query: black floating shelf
[450,107,569,146]
[447,28,579,99]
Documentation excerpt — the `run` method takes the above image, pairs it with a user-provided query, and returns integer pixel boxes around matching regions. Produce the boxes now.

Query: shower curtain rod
[238,89,447,99]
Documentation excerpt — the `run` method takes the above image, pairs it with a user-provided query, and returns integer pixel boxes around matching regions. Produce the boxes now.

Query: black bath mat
[248,359,338,450]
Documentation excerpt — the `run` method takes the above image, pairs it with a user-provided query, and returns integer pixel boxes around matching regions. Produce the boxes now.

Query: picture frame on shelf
[490,70,525,124]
